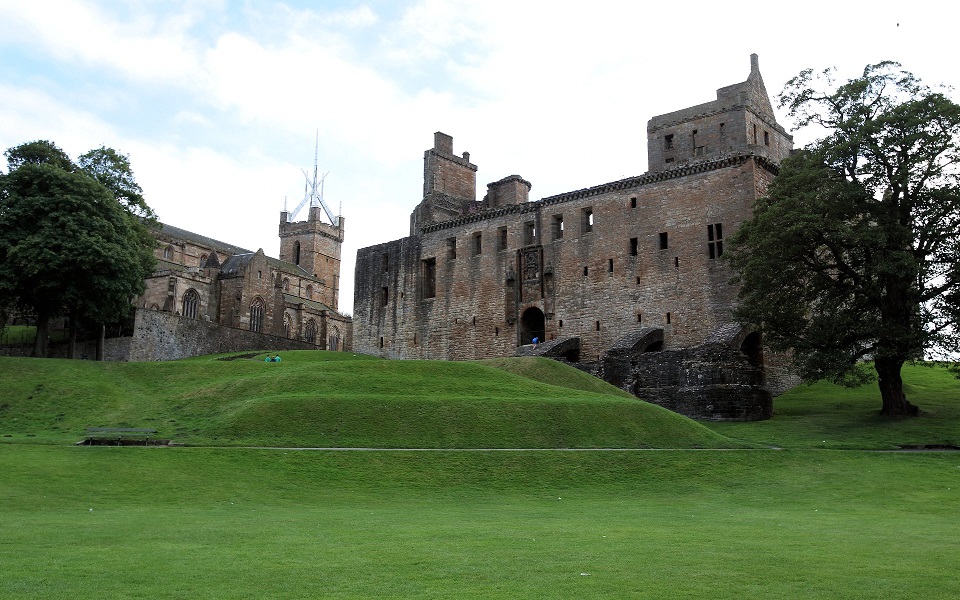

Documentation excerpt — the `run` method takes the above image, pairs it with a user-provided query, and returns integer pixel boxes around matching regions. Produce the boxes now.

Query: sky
[1,0,956,314]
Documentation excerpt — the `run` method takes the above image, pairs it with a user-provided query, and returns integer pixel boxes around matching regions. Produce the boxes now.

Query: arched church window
[200,254,208,267]
[283,313,292,338]
[294,241,301,266]
[328,325,341,351]
[182,289,200,319]
[163,245,173,260]
[283,278,290,292]
[250,297,265,333]
[305,319,317,344]
[305,284,313,300]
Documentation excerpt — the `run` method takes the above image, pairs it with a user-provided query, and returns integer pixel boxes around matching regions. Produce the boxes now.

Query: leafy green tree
[0,141,156,357]
[729,62,960,416]
[79,146,157,223]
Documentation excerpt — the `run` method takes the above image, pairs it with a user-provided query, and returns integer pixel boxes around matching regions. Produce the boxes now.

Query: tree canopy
[0,140,157,357]
[729,62,960,416]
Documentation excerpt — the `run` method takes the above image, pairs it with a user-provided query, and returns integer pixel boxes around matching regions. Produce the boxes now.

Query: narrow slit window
[630,237,638,256]
[447,237,457,260]
[659,232,668,250]
[608,258,614,273]
[498,227,508,251]
[630,196,637,208]
[473,232,482,256]
[583,266,589,276]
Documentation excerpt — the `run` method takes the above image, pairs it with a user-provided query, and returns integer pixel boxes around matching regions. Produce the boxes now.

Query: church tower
[279,206,345,311]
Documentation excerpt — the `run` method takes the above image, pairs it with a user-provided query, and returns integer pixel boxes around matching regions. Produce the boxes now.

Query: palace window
[553,214,564,240]
[523,221,536,245]
[708,223,724,259]
[447,237,457,260]
[422,258,436,299]
[582,208,593,233]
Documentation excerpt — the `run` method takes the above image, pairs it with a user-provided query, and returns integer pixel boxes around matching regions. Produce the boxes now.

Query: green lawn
[1,353,958,598]
[2,446,958,599]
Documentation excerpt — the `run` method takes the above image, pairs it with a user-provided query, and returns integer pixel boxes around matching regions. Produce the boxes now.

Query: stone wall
[127,308,316,361]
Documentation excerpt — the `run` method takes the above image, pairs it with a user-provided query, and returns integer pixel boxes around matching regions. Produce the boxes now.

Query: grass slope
[0,352,733,449]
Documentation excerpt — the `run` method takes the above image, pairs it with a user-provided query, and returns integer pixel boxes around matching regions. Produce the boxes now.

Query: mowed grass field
[1,353,959,598]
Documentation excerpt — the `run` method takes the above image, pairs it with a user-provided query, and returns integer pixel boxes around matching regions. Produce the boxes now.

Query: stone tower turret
[646,54,793,171]
[409,132,478,234]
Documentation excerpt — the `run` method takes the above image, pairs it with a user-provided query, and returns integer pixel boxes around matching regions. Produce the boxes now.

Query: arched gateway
[520,307,545,345]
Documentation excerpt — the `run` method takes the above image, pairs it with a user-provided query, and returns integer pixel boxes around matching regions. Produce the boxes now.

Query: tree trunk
[32,311,50,357]
[875,356,920,416]
[67,311,77,359]
[95,323,105,361]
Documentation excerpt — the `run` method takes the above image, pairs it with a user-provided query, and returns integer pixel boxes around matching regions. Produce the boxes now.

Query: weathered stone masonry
[355,55,795,420]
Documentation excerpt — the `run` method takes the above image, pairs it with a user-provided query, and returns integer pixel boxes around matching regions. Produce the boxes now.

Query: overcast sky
[1,1,955,313]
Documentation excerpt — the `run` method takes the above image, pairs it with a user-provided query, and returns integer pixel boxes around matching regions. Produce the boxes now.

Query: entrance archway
[520,307,545,345]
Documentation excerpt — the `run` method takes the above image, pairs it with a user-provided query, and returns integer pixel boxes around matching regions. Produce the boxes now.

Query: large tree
[729,62,960,416]
[0,141,156,357]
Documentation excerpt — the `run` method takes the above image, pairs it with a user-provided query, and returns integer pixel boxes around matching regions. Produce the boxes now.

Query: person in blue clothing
[532,336,539,348]
[273,354,281,362]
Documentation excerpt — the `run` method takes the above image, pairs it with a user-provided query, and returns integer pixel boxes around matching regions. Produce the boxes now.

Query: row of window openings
[663,124,770,163]
[376,313,674,349]
[439,212,723,261]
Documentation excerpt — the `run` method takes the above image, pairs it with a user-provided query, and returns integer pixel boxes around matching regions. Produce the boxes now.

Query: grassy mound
[0,351,735,449]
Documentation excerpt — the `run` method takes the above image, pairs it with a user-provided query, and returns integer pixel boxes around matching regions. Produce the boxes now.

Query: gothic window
[708,223,724,258]
[163,245,173,260]
[328,326,341,351]
[249,297,265,333]
[305,284,313,300]
[283,278,290,292]
[305,319,317,344]
[200,254,208,267]
[283,313,292,338]
[181,289,200,319]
